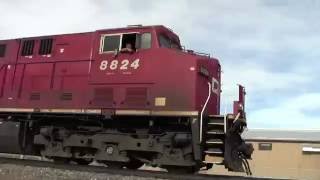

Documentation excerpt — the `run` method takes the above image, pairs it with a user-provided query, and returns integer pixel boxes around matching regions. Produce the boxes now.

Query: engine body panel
[0,25,220,116]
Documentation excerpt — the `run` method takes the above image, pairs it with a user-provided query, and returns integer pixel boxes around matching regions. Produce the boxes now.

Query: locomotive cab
[98,25,182,53]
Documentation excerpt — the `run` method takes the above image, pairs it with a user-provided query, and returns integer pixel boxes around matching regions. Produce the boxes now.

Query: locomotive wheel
[124,160,144,169]
[73,159,92,165]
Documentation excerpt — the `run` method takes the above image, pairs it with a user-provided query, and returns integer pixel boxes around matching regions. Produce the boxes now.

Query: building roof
[242,129,320,143]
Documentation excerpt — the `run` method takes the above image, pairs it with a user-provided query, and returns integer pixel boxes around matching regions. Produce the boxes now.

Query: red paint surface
[0,25,221,115]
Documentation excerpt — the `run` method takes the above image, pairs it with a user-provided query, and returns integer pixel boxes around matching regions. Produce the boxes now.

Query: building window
[101,35,121,53]
[259,143,272,151]
[21,40,35,56]
[302,146,320,154]
[0,44,6,57]
[39,38,53,55]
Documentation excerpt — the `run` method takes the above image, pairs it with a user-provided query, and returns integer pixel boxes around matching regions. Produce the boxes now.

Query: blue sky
[0,0,319,129]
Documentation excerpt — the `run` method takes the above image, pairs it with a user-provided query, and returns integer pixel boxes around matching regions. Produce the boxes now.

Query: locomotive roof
[0,25,178,41]
[97,25,170,32]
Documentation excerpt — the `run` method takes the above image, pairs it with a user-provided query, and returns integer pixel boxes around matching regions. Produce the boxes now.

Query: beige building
[210,129,320,180]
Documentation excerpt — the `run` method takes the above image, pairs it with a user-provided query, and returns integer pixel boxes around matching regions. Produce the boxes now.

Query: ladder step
[202,161,224,165]
[208,115,224,118]
[204,115,226,161]
[204,148,223,155]
[203,161,224,165]
[207,122,224,125]
[204,155,224,165]
[206,139,223,144]
[207,127,225,132]
[207,130,224,135]
[208,119,224,125]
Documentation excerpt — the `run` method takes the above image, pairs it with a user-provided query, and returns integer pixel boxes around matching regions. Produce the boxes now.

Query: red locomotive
[0,25,253,173]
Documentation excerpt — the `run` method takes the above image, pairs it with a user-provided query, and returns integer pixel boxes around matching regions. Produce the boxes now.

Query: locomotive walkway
[0,154,285,180]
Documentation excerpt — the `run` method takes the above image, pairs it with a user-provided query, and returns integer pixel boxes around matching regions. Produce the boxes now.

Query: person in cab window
[121,43,133,53]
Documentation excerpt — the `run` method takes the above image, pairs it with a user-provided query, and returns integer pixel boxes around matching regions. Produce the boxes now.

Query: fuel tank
[0,120,22,154]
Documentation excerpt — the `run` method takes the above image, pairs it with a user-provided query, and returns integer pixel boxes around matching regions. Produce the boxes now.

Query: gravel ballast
[0,164,167,180]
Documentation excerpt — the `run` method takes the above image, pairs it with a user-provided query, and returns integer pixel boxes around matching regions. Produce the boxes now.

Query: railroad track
[0,154,282,180]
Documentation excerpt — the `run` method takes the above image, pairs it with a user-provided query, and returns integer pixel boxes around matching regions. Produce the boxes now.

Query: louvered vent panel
[30,92,40,100]
[21,40,35,56]
[125,87,147,107]
[39,38,53,55]
[60,93,73,101]
[93,88,113,106]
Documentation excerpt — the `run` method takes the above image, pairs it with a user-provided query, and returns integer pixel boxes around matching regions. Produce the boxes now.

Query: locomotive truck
[0,25,253,174]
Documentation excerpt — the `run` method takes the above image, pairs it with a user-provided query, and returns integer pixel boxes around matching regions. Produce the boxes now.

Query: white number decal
[109,60,118,70]
[99,59,140,71]
[120,59,129,70]
[99,60,108,70]
[130,59,140,69]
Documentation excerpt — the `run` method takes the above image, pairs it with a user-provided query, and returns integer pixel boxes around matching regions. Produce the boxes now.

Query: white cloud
[220,62,313,112]
[222,63,311,94]
[249,93,320,129]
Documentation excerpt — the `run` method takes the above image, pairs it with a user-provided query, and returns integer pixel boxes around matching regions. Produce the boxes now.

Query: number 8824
[99,59,140,71]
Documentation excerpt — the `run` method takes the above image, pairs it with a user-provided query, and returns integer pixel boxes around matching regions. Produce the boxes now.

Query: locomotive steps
[203,115,226,164]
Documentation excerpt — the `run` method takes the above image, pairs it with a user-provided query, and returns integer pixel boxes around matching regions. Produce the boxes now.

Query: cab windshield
[158,35,181,50]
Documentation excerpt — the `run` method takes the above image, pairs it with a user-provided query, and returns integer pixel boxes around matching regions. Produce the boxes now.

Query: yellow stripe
[115,110,198,116]
[0,108,34,112]
[0,108,199,116]
[0,108,102,114]
[115,110,150,115]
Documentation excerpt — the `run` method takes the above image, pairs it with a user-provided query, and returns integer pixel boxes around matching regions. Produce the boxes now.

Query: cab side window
[121,33,137,51]
[159,35,171,48]
[140,33,151,49]
[101,35,121,53]
[158,34,181,50]
[121,33,152,51]
[100,32,152,53]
